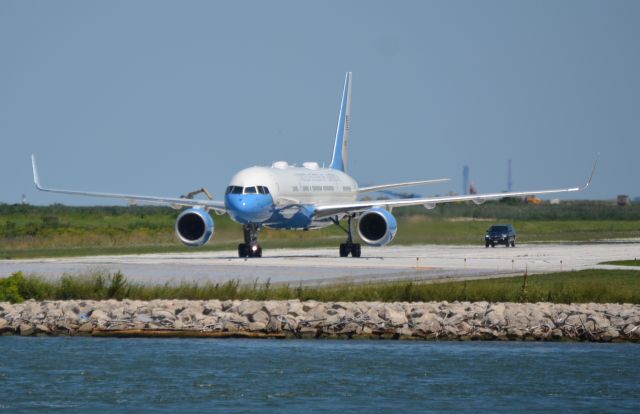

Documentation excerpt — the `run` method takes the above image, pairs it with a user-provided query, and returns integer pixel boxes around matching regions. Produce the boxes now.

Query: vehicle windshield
[488,226,508,232]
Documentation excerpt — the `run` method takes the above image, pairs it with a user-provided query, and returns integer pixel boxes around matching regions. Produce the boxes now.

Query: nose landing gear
[238,223,262,258]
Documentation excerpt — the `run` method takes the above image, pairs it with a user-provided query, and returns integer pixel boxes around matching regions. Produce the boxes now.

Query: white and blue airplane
[31,72,595,258]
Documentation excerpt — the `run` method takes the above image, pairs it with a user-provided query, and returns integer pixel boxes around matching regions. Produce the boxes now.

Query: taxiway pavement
[1,242,638,285]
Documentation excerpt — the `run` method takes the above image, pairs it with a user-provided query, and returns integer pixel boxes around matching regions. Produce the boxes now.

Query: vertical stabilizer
[329,72,352,172]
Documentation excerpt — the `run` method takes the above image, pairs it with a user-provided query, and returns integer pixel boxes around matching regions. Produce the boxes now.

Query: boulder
[565,314,585,327]
[484,304,506,327]
[203,300,222,315]
[0,302,14,314]
[326,307,345,317]
[151,309,176,321]
[323,314,343,327]
[90,309,110,322]
[250,310,269,324]
[236,301,263,316]
[301,301,319,312]
[134,313,153,323]
[601,327,620,341]
[78,322,94,333]
[396,326,413,337]
[338,322,361,335]
[383,306,408,326]
[19,324,35,336]
[266,316,282,332]
[287,301,305,317]
[0,318,8,332]
[587,314,611,331]
[248,321,267,332]
[219,312,248,326]
[263,301,287,316]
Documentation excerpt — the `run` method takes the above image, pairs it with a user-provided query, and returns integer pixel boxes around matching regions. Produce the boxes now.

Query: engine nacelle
[357,208,398,246]
[175,208,214,247]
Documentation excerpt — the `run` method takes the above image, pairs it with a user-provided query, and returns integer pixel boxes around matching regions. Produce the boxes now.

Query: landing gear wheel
[250,245,262,258]
[485,243,490,248]
[511,240,516,247]
[491,243,496,248]
[339,244,349,257]
[351,243,361,258]
[505,242,509,248]
[238,243,247,258]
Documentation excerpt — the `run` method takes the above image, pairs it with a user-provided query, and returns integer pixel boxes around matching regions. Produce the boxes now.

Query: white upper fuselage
[224,161,358,229]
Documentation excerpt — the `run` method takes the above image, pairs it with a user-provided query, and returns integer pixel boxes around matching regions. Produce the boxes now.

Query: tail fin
[329,72,352,172]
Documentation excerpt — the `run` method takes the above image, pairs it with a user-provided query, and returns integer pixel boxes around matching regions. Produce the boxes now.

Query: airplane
[31,72,596,258]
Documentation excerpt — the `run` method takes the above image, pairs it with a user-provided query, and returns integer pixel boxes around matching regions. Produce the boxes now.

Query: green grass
[599,259,640,267]
[2,269,639,304]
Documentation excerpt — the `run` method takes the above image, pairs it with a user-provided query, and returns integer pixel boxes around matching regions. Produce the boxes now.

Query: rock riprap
[0,300,638,341]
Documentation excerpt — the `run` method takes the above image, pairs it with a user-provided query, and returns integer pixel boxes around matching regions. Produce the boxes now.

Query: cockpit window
[227,185,269,195]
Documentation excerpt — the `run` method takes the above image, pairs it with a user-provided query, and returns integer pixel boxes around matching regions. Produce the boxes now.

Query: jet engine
[175,207,214,247]
[357,208,398,246]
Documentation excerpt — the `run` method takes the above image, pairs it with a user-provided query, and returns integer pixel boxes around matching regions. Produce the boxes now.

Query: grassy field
[1,202,639,259]
[1,269,638,304]
[600,259,640,267]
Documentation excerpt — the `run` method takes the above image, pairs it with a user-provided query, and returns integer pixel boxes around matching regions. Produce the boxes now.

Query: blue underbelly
[264,205,316,229]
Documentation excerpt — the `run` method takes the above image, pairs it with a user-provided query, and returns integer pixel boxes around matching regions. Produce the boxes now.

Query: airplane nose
[225,194,272,223]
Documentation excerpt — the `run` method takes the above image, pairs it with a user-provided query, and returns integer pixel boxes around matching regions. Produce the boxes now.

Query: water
[0,338,638,413]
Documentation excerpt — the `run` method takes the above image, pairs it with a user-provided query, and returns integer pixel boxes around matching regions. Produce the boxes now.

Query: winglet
[31,154,43,190]
[329,72,352,172]
[582,153,599,190]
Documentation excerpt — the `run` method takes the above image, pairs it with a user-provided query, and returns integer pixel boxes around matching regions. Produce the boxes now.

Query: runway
[1,242,638,286]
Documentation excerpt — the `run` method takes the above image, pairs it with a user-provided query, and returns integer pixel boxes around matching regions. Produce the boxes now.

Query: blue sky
[1,0,638,205]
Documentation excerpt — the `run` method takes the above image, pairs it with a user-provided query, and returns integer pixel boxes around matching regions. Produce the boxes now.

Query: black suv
[485,224,516,248]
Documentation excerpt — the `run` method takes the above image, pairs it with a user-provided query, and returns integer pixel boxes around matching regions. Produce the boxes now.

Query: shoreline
[1,299,639,342]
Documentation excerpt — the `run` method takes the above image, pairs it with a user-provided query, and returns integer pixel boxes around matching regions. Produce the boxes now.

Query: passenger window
[244,187,257,194]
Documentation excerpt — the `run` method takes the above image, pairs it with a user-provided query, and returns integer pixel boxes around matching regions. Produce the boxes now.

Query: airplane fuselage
[224,162,358,229]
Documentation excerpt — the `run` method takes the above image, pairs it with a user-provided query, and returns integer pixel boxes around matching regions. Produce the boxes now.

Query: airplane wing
[314,159,597,219]
[358,178,450,193]
[31,155,227,213]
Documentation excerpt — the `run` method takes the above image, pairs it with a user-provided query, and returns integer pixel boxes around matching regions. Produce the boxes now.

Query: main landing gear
[331,215,361,258]
[238,223,262,258]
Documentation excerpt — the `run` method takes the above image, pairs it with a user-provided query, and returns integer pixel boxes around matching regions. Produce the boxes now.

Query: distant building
[463,165,469,195]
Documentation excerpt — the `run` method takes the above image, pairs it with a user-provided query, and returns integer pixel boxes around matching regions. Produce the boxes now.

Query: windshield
[488,226,508,232]
[226,186,270,195]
